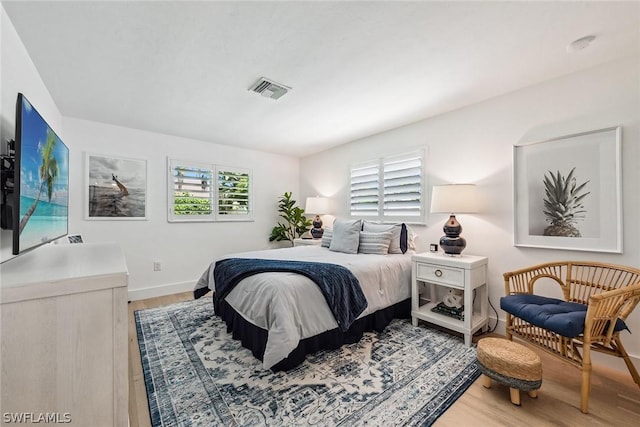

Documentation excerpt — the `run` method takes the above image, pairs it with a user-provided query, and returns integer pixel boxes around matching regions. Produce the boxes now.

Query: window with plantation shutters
[350,161,379,217]
[350,150,424,223]
[168,159,252,222]
[216,166,251,218]
[168,159,214,221]
[383,154,422,218]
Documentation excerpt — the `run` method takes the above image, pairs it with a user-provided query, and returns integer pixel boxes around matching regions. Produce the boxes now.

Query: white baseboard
[128,280,196,301]
[486,315,640,374]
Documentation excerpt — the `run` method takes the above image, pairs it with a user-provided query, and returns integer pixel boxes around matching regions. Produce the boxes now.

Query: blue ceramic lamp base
[440,214,466,255]
[310,216,324,238]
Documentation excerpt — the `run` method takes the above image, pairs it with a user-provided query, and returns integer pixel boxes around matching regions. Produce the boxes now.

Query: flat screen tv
[13,93,69,255]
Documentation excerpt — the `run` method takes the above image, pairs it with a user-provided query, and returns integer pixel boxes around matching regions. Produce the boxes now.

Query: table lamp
[430,184,478,255]
[305,196,330,238]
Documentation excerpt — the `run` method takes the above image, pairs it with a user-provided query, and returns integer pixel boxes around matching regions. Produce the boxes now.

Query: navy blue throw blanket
[213,258,368,332]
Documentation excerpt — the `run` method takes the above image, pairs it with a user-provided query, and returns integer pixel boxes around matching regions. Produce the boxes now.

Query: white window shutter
[350,150,424,223]
[168,159,215,222]
[216,166,252,220]
[350,162,380,217]
[167,159,253,223]
[383,154,422,218]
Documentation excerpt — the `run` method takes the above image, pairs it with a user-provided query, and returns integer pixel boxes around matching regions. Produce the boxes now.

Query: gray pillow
[329,219,362,254]
[358,231,393,255]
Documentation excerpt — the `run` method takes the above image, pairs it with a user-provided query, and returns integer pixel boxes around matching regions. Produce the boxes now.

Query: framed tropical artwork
[85,153,147,220]
[513,126,622,253]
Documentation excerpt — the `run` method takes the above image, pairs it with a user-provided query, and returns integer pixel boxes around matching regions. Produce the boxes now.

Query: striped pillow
[358,231,393,255]
[362,222,416,254]
[321,229,333,247]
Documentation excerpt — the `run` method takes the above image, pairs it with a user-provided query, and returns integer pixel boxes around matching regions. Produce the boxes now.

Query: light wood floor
[129,293,640,427]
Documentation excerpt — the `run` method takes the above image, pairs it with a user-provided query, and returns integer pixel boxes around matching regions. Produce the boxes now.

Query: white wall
[1,4,301,298]
[63,118,299,298]
[300,57,640,371]
[0,4,64,261]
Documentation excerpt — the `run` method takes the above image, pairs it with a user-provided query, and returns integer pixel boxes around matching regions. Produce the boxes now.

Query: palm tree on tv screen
[18,129,59,234]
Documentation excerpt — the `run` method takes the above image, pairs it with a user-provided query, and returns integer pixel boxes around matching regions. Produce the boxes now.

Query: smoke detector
[248,77,291,100]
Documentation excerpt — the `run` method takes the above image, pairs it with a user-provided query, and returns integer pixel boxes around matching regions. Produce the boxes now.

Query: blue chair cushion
[500,294,629,339]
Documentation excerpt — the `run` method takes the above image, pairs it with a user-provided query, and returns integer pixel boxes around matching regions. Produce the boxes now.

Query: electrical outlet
[153,261,161,271]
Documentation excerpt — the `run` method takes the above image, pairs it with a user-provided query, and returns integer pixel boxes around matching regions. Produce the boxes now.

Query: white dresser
[0,242,129,426]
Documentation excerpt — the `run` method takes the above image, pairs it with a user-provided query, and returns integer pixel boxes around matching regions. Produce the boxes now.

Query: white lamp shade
[305,197,330,215]
[430,184,478,214]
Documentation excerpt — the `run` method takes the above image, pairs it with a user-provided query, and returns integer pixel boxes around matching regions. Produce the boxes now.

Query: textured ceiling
[3,1,639,157]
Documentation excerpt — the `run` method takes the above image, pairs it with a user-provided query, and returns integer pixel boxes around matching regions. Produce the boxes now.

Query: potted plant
[269,192,312,246]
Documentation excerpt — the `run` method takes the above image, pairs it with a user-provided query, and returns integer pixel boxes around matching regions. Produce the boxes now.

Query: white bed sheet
[197,246,412,369]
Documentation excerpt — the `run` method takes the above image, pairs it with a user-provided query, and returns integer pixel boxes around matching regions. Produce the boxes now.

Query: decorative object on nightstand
[305,196,330,239]
[432,288,465,320]
[430,184,478,255]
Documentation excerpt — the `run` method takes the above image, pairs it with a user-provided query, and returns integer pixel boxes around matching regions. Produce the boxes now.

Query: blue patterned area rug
[135,298,480,426]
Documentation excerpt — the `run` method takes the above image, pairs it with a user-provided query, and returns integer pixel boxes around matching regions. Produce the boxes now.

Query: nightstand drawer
[415,263,464,288]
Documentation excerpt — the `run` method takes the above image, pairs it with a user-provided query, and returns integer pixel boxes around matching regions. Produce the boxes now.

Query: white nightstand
[293,238,323,247]
[411,252,488,346]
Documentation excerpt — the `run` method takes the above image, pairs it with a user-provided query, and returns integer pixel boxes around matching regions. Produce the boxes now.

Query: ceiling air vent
[248,77,291,100]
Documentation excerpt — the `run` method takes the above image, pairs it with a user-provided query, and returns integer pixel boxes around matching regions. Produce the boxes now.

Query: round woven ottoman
[476,337,542,406]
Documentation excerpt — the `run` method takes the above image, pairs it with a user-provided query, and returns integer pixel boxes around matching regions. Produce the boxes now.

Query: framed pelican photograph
[85,153,148,220]
[513,126,622,253]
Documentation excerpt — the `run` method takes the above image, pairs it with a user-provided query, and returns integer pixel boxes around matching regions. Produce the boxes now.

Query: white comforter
[196,246,412,369]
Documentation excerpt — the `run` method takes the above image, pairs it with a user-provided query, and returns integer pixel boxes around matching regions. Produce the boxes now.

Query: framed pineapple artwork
[513,126,621,253]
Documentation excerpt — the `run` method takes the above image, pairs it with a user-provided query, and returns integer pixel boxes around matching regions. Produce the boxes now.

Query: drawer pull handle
[435,269,443,277]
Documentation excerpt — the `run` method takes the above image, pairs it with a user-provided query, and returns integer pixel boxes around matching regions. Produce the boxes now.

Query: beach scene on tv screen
[18,99,69,251]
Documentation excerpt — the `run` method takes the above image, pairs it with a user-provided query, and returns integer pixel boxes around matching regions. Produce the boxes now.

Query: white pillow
[358,231,393,255]
[329,219,362,254]
[321,229,333,248]
[362,222,416,254]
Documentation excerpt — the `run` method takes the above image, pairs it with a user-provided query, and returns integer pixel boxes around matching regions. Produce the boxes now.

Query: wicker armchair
[502,261,640,413]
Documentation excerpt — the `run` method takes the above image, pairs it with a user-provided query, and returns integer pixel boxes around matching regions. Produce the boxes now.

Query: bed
[194,222,414,371]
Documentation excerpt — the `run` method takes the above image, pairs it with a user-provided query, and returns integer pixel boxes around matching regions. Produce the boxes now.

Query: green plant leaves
[269,192,312,245]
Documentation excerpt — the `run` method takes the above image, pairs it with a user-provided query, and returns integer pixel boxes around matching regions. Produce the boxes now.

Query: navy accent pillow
[400,223,408,254]
[500,294,629,338]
